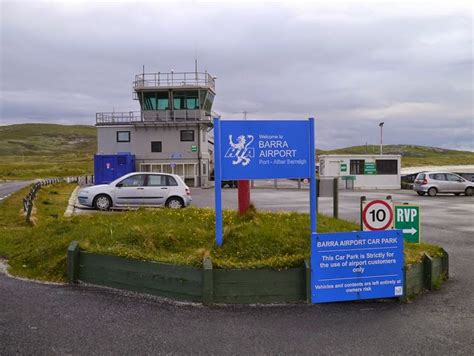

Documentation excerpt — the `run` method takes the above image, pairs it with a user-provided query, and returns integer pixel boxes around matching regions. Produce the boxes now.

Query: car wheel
[427,187,437,197]
[465,187,473,196]
[166,197,184,209]
[416,191,425,196]
[94,194,112,210]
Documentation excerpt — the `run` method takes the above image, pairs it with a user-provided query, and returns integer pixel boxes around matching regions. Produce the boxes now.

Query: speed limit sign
[362,199,394,231]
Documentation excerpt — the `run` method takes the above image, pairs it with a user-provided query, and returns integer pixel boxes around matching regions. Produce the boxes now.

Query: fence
[22,175,95,224]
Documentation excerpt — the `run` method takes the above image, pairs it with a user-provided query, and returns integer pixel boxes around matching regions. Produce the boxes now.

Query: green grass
[0,123,95,180]
[319,144,474,167]
[0,183,444,283]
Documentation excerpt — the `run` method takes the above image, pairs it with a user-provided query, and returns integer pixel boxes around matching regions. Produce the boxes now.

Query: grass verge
[0,183,444,282]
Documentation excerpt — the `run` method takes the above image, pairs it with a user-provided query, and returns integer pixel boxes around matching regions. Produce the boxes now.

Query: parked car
[413,172,474,197]
[77,172,192,210]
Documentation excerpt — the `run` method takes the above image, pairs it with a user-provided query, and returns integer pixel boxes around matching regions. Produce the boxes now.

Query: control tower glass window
[173,91,199,110]
[143,92,169,110]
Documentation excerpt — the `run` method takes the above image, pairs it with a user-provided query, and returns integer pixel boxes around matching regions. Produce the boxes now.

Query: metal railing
[133,71,215,90]
[23,176,94,224]
[96,110,213,125]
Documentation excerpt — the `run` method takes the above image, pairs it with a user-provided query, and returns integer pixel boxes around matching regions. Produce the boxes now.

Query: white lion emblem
[227,134,255,166]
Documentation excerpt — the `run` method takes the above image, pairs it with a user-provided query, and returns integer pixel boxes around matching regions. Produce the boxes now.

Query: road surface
[0,180,33,203]
[1,186,473,354]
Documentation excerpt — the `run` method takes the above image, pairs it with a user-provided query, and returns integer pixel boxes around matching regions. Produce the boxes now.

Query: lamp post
[379,122,384,155]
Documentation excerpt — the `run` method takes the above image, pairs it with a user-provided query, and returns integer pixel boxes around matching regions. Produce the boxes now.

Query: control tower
[96,70,217,187]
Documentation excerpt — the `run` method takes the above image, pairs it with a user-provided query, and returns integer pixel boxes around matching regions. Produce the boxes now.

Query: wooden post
[202,256,214,305]
[333,177,339,219]
[423,253,433,290]
[304,258,311,303]
[442,248,449,279]
[67,241,80,283]
[360,196,366,230]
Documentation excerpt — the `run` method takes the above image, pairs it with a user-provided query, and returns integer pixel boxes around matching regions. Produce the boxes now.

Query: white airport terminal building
[318,154,402,190]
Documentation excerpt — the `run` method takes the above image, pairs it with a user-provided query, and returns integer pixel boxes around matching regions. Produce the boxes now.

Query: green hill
[318,145,474,167]
[0,124,96,179]
[0,123,96,156]
[0,124,472,179]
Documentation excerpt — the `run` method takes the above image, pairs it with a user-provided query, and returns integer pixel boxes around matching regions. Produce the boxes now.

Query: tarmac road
[1,187,473,354]
[0,180,33,203]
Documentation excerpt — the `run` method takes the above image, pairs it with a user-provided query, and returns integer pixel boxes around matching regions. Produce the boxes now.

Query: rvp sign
[395,205,420,243]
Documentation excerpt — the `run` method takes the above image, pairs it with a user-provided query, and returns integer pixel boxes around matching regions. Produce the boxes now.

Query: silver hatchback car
[413,172,474,197]
[77,172,192,210]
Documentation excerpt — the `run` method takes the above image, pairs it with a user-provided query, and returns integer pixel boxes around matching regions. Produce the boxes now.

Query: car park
[77,172,192,210]
[413,172,474,197]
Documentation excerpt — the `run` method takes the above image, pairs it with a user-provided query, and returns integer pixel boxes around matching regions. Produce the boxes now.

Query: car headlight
[79,189,90,196]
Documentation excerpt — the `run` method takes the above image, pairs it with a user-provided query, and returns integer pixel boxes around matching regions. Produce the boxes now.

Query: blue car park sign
[311,230,404,303]
[213,118,316,246]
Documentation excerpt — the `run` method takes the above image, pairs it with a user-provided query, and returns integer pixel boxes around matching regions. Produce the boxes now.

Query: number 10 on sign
[361,199,394,231]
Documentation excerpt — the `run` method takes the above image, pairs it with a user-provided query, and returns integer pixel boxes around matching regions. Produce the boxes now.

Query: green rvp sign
[395,205,420,243]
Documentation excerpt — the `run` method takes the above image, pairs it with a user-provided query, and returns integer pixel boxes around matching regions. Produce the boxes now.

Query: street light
[379,122,384,155]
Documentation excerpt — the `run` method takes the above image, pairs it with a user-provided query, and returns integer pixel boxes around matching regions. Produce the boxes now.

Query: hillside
[0,123,96,155]
[319,145,474,167]
[0,124,96,179]
[1,124,473,179]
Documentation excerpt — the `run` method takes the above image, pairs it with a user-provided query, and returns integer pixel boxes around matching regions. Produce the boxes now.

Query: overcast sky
[0,1,472,150]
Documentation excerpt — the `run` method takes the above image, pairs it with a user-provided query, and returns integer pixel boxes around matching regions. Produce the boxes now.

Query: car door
[114,174,147,206]
[142,174,170,206]
[445,173,465,193]
[431,173,448,193]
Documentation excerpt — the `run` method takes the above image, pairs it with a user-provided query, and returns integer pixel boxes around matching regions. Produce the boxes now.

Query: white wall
[319,155,401,190]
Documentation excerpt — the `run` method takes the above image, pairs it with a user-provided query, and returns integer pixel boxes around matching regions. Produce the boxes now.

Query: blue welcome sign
[311,230,404,303]
[219,120,312,179]
[213,118,316,246]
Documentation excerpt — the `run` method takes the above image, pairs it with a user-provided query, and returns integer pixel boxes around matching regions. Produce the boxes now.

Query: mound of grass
[0,183,444,282]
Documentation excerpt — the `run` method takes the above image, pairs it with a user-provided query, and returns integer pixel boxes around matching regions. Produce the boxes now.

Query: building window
[173,91,199,110]
[376,159,398,175]
[117,131,130,142]
[180,130,194,141]
[350,160,365,175]
[142,91,169,110]
[151,141,162,152]
[202,162,207,175]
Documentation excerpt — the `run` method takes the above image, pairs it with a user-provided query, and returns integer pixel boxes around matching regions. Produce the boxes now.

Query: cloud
[0,1,472,150]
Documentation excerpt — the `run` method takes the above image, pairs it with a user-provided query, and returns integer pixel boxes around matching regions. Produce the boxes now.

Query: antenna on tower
[195,58,198,82]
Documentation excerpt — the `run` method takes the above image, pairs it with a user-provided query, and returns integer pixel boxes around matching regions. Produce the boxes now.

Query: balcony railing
[133,71,215,91]
[96,110,213,125]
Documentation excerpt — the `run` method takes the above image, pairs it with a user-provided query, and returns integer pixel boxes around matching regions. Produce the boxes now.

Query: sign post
[361,199,394,231]
[213,118,316,246]
[311,230,404,303]
[395,205,420,243]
